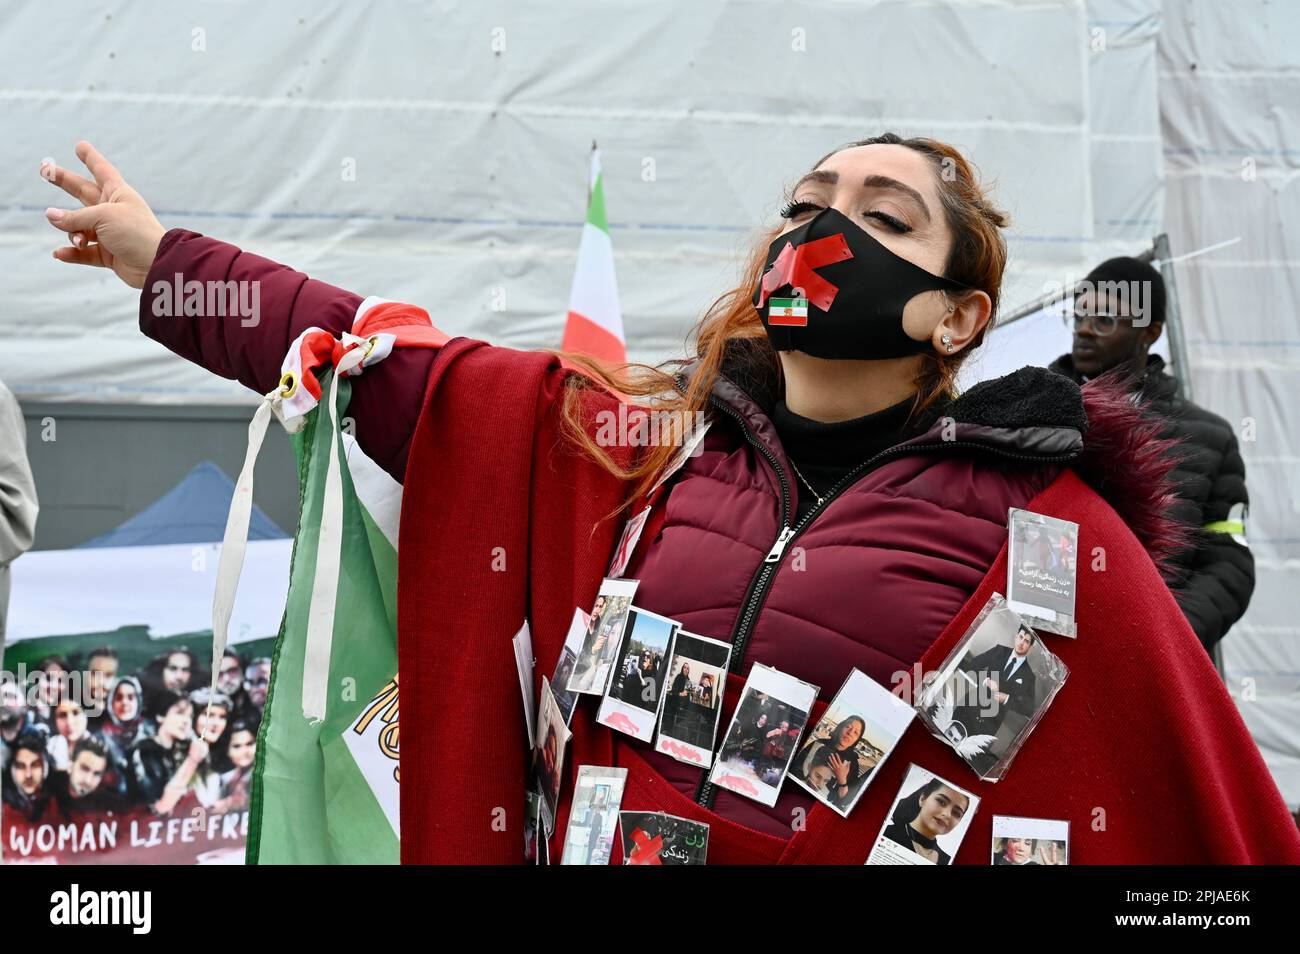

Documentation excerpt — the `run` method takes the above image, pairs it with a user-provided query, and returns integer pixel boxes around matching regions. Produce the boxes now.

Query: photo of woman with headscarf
[873,768,977,865]
[98,675,146,799]
[791,669,916,816]
[794,716,868,809]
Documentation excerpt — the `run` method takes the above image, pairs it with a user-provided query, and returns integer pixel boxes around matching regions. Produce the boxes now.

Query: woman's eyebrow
[791,170,932,223]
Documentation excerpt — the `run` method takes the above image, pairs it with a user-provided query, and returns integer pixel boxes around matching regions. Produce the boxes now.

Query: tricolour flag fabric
[244,372,402,864]
[561,147,627,365]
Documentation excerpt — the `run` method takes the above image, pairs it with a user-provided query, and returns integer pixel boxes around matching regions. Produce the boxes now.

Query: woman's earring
[941,333,954,353]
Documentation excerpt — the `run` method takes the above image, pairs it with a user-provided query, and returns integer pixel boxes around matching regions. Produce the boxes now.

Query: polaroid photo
[1007,508,1079,637]
[567,578,639,695]
[531,677,573,835]
[524,790,541,864]
[917,593,1069,782]
[992,815,1070,866]
[708,663,818,807]
[789,668,916,818]
[866,764,980,866]
[608,506,652,579]
[551,608,590,725]
[619,811,710,866]
[511,621,535,742]
[654,631,732,767]
[596,607,680,742]
[559,766,629,866]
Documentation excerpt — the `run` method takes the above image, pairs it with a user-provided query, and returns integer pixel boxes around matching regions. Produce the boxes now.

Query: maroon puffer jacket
[137,229,1147,839]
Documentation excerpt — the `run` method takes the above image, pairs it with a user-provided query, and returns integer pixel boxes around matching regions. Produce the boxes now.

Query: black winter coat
[1049,354,1254,650]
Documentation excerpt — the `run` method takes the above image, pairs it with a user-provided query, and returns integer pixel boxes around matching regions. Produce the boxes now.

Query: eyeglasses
[1063,306,1121,337]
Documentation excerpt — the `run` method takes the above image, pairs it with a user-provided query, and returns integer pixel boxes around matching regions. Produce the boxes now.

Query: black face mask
[752,206,970,360]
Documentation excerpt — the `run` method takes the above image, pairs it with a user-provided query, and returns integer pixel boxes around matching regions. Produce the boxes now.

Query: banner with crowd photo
[0,539,290,864]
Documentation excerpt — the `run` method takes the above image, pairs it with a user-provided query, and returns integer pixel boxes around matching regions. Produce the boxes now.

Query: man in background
[0,378,38,641]
[1049,257,1254,652]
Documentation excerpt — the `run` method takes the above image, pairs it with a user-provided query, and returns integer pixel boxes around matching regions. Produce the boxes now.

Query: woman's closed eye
[778,199,912,233]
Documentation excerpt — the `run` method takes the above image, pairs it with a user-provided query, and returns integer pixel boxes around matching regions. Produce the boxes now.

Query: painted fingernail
[44,207,65,224]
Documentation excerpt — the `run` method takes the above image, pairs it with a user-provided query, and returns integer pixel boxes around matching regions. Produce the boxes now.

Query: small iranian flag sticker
[768,296,809,326]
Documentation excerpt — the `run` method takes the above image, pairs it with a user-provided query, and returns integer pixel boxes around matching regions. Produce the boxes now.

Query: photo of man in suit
[968,626,1038,722]
[949,624,1040,775]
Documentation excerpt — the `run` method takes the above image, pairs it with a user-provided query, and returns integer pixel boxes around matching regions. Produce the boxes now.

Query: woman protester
[40,135,1300,865]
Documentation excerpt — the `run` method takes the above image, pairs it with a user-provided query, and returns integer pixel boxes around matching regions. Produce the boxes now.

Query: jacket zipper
[689,405,1076,808]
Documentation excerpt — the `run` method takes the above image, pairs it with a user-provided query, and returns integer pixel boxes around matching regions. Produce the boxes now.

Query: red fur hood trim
[1073,376,1193,581]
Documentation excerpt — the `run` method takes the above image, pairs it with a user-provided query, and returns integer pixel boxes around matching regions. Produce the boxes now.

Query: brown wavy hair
[555,133,1010,511]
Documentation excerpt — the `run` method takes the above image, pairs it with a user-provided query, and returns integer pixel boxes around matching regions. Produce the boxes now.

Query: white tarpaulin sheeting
[5,0,1101,403]
[1157,0,1300,807]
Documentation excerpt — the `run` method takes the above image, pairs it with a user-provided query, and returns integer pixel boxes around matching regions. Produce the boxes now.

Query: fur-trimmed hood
[699,342,1191,580]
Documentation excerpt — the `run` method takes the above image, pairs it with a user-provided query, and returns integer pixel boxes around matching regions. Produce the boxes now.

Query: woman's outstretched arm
[42,141,435,482]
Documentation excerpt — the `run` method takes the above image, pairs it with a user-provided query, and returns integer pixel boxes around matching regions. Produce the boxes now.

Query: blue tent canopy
[78,460,287,548]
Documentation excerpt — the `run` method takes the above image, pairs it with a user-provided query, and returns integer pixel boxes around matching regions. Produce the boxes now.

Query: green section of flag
[587,168,608,234]
[770,297,808,310]
[246,375,400,865]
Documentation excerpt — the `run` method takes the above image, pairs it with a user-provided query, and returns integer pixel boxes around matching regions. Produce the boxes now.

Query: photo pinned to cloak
[708,663,818,807]
[1007,508,1079,637]
[567,578,638,696]
[991,815,1070,866]
[551,607,591,724]
[511,620,535,742]
[620,811,710,865]
[524,790,542,864]
[916,592,1069,782]
[654,630,732,767]
[789,668,915,817]
[596,607,679,742]
[560,765,628,866]
[531,676,572,835]
[866,764,980,866]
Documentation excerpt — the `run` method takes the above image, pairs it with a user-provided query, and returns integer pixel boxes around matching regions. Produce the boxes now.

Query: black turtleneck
[770,395,932,522]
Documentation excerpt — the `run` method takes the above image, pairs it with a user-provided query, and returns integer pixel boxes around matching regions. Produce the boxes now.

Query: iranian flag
[244,380,402,864]
[213,299,448,864]
[561,146,627,364]
[767,296,809,326]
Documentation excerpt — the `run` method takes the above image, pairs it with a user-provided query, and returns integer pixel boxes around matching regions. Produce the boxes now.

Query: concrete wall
[20,402,299,551]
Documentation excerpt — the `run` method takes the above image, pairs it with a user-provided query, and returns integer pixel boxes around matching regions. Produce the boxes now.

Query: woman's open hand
[42,140,166,289]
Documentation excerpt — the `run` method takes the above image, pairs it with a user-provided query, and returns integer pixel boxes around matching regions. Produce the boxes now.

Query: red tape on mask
[757,232,852,311]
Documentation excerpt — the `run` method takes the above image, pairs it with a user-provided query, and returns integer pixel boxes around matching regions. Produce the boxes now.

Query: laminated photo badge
[524,791,542,864]
[866,764,980,866]
[596,607,680,743]
[620,812,710,866]
[511,620,535,742]
[709,663,818,807]
[1007,507,1079,637]
[992,815,1070,866]
[567,578,639,695]
[788,668,915,818]
[560,766,629,866]
[654,631,732,767]
[916,593,1069,782]
[531,676,573,835]
[550,608,590,725]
